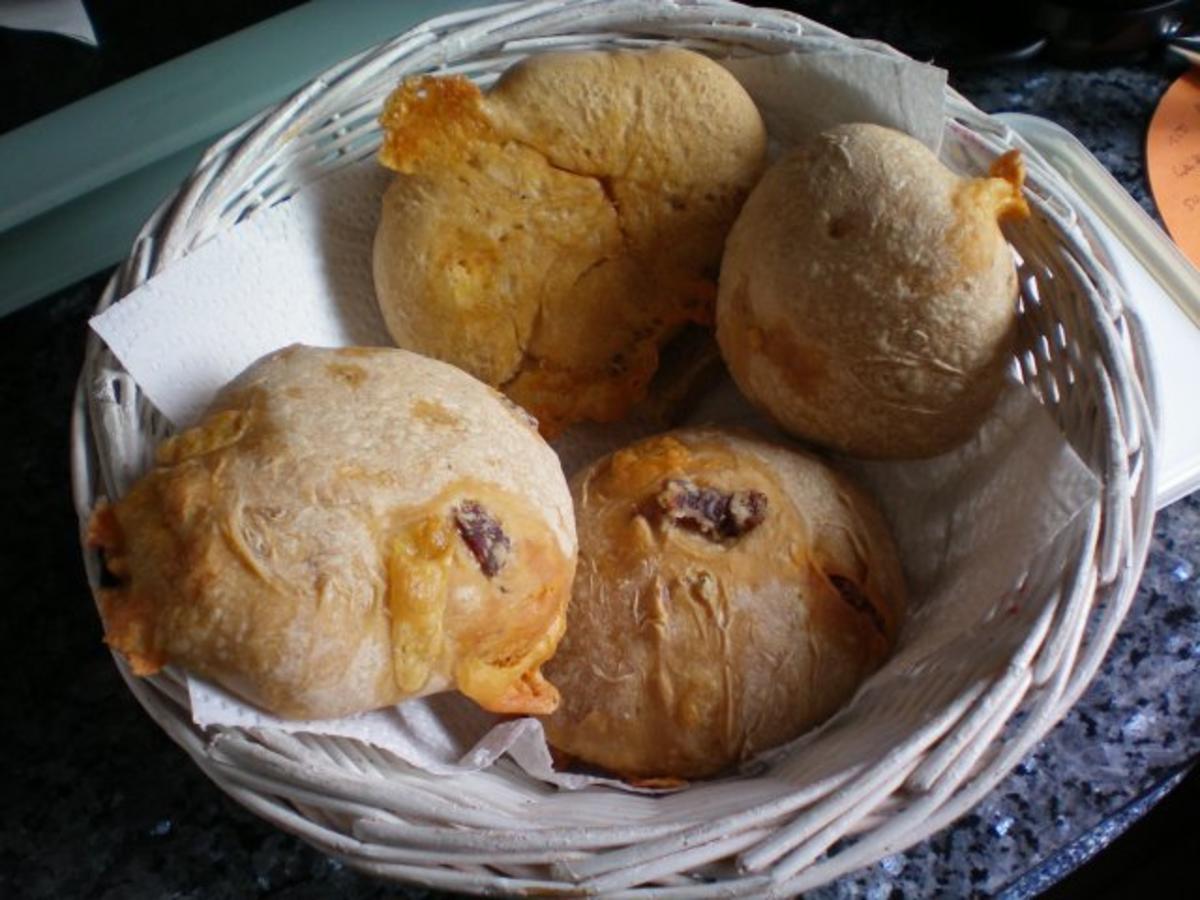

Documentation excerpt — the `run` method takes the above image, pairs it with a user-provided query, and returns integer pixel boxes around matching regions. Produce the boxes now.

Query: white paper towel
[91,162,394,428]
[90,47,1099,791]
[720,51,948,154]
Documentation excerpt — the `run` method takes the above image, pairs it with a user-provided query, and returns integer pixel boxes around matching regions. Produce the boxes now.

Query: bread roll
[87,345,576,720]
[541,429,905,781]
[373,48,766,436]
[717,123,1029,458]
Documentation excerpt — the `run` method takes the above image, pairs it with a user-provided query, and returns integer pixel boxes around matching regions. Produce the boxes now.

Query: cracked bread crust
[372,49,766,436]
[541,429,906,781]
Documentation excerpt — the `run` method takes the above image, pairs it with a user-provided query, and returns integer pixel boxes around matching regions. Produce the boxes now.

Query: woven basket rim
[71,1,1159,895]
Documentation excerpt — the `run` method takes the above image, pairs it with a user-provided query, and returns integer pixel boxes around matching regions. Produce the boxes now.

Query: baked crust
[373,48,766,436]
[717,123,1029,458]
[88,345,576,720]
[541,429,905,780]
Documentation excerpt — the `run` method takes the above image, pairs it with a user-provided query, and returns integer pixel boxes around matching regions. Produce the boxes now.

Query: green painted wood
[0,0,481,316]
[0,142,208,313]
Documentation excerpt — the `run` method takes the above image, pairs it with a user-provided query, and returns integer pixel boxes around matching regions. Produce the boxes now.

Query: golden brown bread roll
[373,48,766,436]
[717,123,1029,458]
[541,429,905,781]
[88,345,576,720]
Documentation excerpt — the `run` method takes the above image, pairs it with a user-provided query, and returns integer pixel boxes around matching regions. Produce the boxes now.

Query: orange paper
[1148,69,1200,269]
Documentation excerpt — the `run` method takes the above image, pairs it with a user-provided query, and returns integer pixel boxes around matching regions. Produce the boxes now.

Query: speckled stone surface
[808,498,1200,899]
[1,2,1197,898]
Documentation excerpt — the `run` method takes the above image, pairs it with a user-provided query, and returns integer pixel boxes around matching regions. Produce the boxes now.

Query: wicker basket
[72,1,1158,895]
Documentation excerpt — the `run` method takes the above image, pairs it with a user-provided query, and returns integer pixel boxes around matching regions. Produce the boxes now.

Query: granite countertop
[2,2,1198,898]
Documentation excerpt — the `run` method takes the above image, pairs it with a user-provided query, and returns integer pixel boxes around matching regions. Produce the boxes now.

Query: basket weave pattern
[72,2,1157,895]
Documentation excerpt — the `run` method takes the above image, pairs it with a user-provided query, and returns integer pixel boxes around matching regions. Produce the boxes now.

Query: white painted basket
[71,1,1158,895]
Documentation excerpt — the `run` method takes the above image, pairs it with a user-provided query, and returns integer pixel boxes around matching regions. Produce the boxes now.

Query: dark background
[1,1,1197,897]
